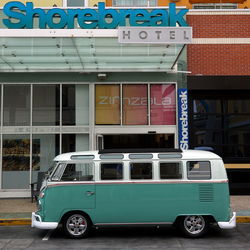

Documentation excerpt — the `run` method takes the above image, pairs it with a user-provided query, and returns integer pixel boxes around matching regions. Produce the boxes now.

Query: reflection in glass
[33,85,60,126]
[193,114,222,130]
[123,85,148,125]
[2,134,30,189]
[193,100,221,114]
[227,100,250,113]
[3,85,30,126]
[62,85,89,126]
[62,134,89,153]
[31,134,60,183]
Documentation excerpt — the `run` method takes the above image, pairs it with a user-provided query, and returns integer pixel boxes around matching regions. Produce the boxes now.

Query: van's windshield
[46,161,58,179]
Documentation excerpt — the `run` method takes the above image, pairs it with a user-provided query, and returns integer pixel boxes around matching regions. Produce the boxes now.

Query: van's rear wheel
[179,215,208,237]
[63,213,90,239]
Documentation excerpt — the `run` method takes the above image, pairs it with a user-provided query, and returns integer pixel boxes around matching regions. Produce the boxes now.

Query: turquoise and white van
[32,149,236,238]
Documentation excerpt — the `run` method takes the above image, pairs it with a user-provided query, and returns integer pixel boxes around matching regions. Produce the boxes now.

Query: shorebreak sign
[3,2,190,29]
[178,88,189,150]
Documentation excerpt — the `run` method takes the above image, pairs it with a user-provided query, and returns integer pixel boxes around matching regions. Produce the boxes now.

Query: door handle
[86,191,95,196]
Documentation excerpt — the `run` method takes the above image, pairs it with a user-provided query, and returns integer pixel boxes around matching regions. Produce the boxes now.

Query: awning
[0,32,185,73]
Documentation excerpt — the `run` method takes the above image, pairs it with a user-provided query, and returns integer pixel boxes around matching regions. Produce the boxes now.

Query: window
[193,3,237,9]
[67,0,85,7]
[61,163,93,181]
[101,163,123,180]
[123,84,148,125]
[33,85,60,126]
[95,84,176,125]
[95,85,120,125]
[190,92,250,161]
[187,161,211,180]
[100,154,124,159]
[51,163,65,181]
[130,162,152,179]
[62,85,89,126]
[129,154,153,159]
[3,85,30,126]
[112,0,156,7]
[160,162,182,179]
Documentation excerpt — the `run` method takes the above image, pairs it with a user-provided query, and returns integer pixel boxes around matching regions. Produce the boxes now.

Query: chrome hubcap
[66,214,87,236]
[184,216,205,235]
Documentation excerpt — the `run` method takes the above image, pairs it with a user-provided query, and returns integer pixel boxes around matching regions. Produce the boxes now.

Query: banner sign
[178,88,189,150]
[118,27,192,44]
[2,2,189,29]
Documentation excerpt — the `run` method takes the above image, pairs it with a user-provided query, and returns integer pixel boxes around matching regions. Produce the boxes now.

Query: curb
[0,218,31,226]
[1,216,250,226]
[236,216,250,223]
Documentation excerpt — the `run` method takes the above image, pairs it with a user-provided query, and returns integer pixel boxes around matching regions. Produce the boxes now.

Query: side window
[160,162,182,179]
[130,162,152,179]
[101,163,123,180]
[187,161,211,180]
[61,163,93,181]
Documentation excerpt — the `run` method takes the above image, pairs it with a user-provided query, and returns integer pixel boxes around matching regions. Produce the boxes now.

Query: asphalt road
[0,224,250,249]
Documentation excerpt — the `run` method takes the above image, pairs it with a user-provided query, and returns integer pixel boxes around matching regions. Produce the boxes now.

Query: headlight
[39,192,45,199]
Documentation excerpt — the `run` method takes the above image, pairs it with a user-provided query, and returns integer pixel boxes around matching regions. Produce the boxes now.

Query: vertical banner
[178,88,189,150]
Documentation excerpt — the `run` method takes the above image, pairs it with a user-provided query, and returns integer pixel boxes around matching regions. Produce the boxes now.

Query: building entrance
[97,134,175,150]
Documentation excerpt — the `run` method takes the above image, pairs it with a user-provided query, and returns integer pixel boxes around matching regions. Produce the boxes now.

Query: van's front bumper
[32,212,58,230]
[218,212,236,229]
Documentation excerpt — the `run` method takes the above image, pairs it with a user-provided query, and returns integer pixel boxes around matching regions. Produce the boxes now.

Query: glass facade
[190,92,250,163]
[0,82,177,194]
[0,83,89,191]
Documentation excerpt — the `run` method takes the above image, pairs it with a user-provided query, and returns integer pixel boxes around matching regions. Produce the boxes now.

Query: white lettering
[179,90,189,150]
[99,96,108,104]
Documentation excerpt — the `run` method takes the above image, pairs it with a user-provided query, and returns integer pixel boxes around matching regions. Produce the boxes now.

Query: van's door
[63,162,95,209]
[49,162,96,210]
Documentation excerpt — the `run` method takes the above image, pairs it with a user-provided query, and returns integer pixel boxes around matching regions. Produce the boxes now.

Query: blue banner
[178,88,189,150]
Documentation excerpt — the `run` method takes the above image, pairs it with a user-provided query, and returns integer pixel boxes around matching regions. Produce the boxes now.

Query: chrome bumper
[218,212,236,229]
[32,212,58,230]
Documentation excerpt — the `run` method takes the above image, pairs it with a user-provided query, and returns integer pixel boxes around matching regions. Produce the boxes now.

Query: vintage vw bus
[32,149,236,238]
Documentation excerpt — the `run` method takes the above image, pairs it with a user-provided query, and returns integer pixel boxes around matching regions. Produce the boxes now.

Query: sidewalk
[0,196,250,226]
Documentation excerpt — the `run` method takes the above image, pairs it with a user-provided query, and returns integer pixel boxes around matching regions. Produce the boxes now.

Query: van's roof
[53,149,221,161]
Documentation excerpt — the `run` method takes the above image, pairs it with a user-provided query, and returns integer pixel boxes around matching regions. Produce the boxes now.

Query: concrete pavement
[0,196,250,226]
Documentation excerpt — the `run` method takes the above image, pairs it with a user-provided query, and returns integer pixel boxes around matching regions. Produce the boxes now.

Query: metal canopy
[0,37,184,72]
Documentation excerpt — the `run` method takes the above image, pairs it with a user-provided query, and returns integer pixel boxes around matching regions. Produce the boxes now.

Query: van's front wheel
[179,215,208,238]
[63,213,90,239]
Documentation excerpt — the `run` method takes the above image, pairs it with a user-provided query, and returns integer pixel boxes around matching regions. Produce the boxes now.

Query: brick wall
[187,14,250,76]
